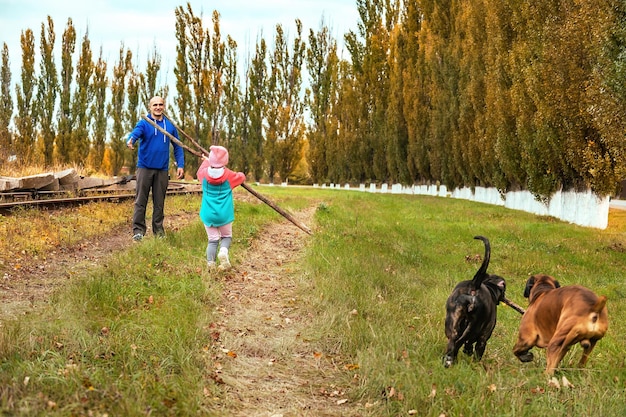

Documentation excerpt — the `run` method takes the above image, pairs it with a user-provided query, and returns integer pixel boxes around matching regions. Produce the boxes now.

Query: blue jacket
[129,115,184,171]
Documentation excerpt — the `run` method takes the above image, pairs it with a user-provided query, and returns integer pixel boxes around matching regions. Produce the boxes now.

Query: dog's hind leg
[545,330,576,374]
[512,330,536,363]
[474,337,489,361]
[463,340,474,356]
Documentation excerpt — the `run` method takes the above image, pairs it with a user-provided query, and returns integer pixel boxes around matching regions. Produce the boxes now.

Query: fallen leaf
[337,399,348,405]
[488,384,497,393]
[227,350,237,358]
[344,363,360,370]
[408,410,418,415]
[531,386,545,394]
[147,295,154,304]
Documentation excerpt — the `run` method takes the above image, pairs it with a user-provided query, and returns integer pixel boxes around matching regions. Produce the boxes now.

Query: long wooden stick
[163,112,210,155]
[502,297,526,315]
[142,115,204,158]
[142,114,313,235]
[240,182,312,235]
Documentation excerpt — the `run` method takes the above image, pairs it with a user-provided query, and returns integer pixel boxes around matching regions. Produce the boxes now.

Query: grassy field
[302,189,626,416]
[0,186,625,416]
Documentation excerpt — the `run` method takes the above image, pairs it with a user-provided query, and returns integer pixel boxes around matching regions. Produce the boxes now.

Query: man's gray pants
[132,168,169,236]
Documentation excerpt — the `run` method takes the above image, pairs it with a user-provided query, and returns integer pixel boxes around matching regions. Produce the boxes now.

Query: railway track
[0,181,202,213]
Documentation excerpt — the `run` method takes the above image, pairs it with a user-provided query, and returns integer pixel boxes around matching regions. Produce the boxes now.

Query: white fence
[312,183,610,229]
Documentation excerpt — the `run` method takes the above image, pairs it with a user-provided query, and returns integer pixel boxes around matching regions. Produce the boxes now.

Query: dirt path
[208,206,364,417]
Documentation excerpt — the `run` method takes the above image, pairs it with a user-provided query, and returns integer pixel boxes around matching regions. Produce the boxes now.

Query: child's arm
[196,157,211,182]
[226,170,246,189]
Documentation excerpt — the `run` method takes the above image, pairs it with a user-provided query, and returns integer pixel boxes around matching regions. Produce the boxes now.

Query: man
[126,96,184,241]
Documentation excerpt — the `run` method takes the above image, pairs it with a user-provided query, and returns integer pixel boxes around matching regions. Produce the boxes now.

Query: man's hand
[176,168,184,179]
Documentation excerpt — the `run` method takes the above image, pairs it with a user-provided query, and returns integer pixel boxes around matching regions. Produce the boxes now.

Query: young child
[196,146,246,270]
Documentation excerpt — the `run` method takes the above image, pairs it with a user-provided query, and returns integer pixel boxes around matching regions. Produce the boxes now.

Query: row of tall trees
[0,0,625,198]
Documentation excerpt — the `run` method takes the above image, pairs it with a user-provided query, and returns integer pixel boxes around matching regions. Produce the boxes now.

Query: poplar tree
[126,66,141,172]
[173,5,192,144]
[90,50,107,172]
[401,0,431,183]
[72,30,94,165]
[542,0,625,196]
[57,18,76,165]
[175,3,211,174]
[266,20,306,183]
[222,36,242,167]
[305,22,339,184]
[14,29,36,165]
[426,0,461,189]
[208,10,226,147]
[453,0,501,188]
[332,60,359,183]
[345,0,396,183]
[584,0,626,194]
[141,47,162,104]
[37,16,58,167]
[386,21,410,184]
[483,0,522,192]
[109,47,132,174]
[0,44,13,165]
[242,37,268,180]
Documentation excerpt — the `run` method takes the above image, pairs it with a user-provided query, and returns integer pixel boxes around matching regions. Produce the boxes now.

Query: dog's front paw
[517,351,534,362]
[443,355,455,368]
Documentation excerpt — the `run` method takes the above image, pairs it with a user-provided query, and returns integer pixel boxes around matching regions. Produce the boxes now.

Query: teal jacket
[197,160,246,227]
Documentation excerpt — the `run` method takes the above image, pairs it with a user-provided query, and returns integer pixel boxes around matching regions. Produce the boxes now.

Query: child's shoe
[217,248,231,270]
[207,261,217,271]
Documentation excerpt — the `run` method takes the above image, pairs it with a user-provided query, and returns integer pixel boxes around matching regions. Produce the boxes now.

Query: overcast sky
[0,0,360,88]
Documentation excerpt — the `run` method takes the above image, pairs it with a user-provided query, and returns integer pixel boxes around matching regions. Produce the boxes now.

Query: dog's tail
[471,236,490,289]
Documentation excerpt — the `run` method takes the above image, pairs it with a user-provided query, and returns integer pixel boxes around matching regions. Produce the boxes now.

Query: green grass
[1,187,625,416]
[303,191,626,416]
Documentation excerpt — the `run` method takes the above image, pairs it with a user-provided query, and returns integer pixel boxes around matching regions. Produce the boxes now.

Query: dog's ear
[523,276,535,298]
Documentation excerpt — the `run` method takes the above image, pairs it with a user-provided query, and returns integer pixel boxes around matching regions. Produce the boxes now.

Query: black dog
[443,236,506,367]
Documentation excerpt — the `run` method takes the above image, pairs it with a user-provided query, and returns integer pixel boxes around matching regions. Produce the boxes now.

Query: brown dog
[513,274,608,375]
